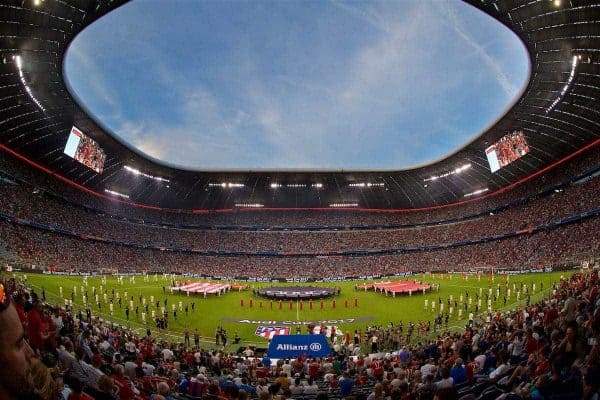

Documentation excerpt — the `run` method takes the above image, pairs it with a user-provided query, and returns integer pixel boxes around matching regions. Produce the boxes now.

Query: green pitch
[11,270,572,350]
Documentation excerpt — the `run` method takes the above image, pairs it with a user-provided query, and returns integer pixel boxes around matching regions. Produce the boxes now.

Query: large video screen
[63,126,106,174]
[485,130,530,173]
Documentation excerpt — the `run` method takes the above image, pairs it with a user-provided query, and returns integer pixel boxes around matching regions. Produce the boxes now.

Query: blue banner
[268,334,331,358]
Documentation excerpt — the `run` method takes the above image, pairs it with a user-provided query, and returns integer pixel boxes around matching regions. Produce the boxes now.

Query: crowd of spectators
[0,144,598,278]
[0,155,598,280]
[0,133,599,399]
[0,174,598,254]
[1,267,599,399]
[0,146,598,228]
[0,214,596,278]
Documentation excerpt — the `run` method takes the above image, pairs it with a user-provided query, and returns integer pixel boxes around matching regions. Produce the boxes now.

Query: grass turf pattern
[13,270,573,350]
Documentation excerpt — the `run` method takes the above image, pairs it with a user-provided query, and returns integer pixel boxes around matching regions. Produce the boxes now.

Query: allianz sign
[268,335,331,358]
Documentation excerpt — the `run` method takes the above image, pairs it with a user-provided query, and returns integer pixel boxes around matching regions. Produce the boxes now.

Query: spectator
[339,371,354,397]
[449,359,466,386]
[25,358,62,400]
[0,284,35,399]
[434,368,453,391]
[95,375,118,400]
[417,374,435,400]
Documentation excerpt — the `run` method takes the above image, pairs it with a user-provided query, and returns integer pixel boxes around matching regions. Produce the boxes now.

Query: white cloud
[433,1,519,97]
[68,1,527,169]
[329,1,391,35]
[112,84,264,169]
[233,2,459,168]
[66,42,121,112]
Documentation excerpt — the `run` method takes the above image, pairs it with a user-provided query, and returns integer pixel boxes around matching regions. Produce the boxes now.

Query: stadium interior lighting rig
[464,188,489,198]
[123,166,169,182]
[13,55,45,112]
[270,183,324,189]
[234,203,264,208]
[348,182,385,188]
[329,203,359,208]
[208,182,245,188]
[104,189,129,199]
[424,163,471,182]
[546,55,579,113]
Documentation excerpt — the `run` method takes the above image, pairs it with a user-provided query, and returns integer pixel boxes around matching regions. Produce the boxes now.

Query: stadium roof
[0,0,598,210]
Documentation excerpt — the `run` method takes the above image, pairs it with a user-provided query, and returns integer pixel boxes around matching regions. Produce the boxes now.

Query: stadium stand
[0,0,599,397]
[0,147,597,278]
[1,267,599,399]
[1,147,599,229]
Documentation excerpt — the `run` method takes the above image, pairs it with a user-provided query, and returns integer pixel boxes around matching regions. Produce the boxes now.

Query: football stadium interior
[0,1,599,399]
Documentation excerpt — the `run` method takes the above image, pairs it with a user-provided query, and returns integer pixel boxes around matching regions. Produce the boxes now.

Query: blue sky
[65,0,529,170]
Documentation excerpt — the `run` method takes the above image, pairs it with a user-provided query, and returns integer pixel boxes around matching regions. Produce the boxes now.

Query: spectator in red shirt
[309,359,320,379]
[27,300,49,351]
[544,303,559,327]
[67,377,94,400]
[13,293,28,330]
[524,328,538,355]
[111,364,137,400]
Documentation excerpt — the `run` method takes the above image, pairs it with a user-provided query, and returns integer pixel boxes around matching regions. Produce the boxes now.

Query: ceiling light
[546,55,578,113]
[349,182,384,188]
[105,189,129,199]
[123,166,170,182]
[424,163,471,182]
[234,203,263,208]
[464,188,489,198]
[208,182,244,188]
[329,203,359,208]
[12,55,45,112]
